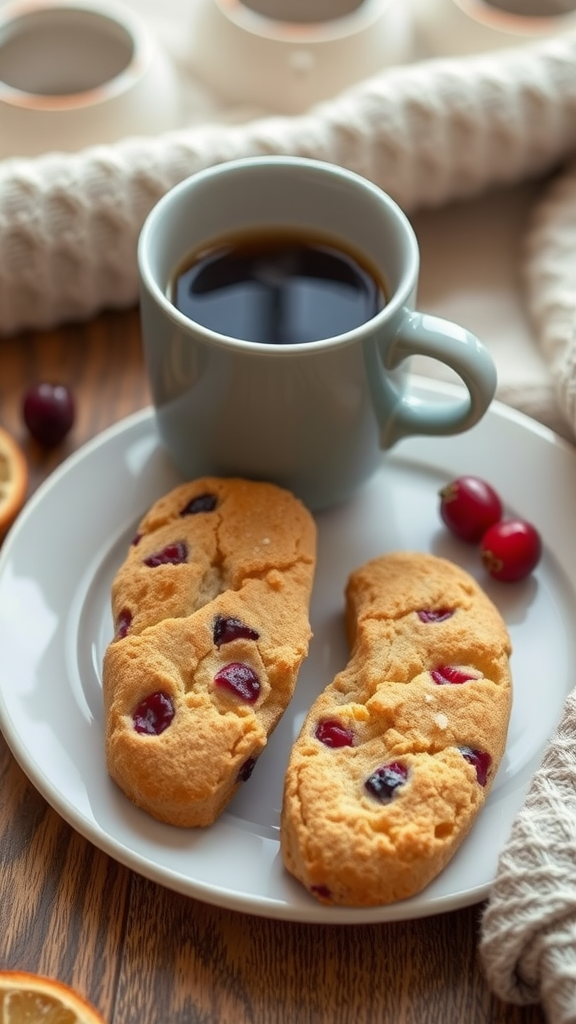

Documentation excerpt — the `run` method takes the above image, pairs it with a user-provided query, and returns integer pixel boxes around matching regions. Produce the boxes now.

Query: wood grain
[0,307,547,1024]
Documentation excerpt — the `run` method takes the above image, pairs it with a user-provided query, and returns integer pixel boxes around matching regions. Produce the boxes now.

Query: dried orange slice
[0,425,27,537]
[0,971,106,1024]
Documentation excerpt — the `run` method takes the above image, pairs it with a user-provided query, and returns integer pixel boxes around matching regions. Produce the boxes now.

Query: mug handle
[364,309,497,449]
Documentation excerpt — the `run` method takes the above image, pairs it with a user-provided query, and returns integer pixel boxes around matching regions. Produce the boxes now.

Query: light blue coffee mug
[138,156,497,511]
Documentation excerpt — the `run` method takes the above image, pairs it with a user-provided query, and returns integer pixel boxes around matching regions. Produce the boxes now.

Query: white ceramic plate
[1,381,575,924]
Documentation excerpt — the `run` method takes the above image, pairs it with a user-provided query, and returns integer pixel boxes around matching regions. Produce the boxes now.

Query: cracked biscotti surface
[103,477,317,827]
[280,551,512,907]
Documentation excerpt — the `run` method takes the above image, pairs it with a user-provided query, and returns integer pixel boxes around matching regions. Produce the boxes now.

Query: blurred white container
[188,0,414,115]
[0,0,181,159]
[413,0,576,56]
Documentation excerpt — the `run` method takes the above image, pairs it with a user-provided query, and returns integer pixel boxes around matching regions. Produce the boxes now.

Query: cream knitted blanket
[481,688,576,1024]
[524,162,576,446]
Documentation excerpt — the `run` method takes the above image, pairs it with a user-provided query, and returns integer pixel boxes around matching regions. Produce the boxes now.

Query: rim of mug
[138,156,420,356]
[453,0,576,32]
[0,0,154,110]
[209,0,398,42]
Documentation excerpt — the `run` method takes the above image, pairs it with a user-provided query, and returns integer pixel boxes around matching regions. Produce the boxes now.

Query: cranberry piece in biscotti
[237,757,257,782]
[431,665,479,685]
[214,662,260,703]
[315,719,354,748]
[364,762,408,803]
[311,884,332,901]
[417,608,455,623]
[133,692,175,735]
[213,616,260,648]
[180,492,218,515]
[459,746,492,786]
[143,541,188,567]
[115,608,132,640]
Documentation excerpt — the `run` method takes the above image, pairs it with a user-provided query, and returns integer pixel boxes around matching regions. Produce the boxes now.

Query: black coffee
[170,229,387,344]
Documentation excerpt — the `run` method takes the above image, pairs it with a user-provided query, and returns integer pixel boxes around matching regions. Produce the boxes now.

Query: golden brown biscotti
[280,551,512,907]
[103,477,317,827]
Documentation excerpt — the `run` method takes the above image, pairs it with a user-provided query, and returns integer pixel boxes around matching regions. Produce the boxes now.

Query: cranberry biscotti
[103,477,317,827]
[281,551,512,906]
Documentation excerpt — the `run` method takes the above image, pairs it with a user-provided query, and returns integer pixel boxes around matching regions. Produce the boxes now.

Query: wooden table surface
[0,308,547,1024]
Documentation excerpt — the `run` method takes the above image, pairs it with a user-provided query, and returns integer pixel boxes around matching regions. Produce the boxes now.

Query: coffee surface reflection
[171,229,387,344]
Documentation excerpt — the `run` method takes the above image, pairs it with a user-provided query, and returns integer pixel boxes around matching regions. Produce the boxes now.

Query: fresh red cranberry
[143,541,187,567]
[439,475,502,543]
[481,519,542,582]
[213,616,259,647]
[365,761,408,803]
[214,662,260,703]
[459,746,491,786]
[133,691,175,735]
[237,757,257,782]
[431,665,478,685]
[180,493,218,515]
[315,719,354,748]
[417,608,454,623]
[115,608,132,639]
[22,381,75,447]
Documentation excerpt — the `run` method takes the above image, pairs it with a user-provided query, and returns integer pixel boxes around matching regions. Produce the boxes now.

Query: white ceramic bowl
[0,0,181,159]
[187,0,414,114]
[414,0,576,57]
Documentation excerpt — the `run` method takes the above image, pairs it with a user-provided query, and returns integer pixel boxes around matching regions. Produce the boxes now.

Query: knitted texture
[4,33,576,333]
[524,160,576,443]
[480,687,576,1024]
